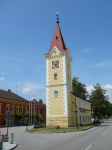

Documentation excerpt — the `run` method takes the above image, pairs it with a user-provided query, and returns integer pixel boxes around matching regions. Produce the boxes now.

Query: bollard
[9,132,13,144]
[0,131,1,137]
[26,126,28,131]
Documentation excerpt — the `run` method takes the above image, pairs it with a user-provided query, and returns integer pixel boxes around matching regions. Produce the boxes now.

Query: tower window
[54,90,59,97]
[54,74,58,80]
[72,102,74,105]
[68,64,69,68]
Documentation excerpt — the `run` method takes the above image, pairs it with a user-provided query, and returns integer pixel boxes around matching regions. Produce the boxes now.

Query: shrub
[3,120,6,126]
[79,123,83,127]
[93,121,100,124]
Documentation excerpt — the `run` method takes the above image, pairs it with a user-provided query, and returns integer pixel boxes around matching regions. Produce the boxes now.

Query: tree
[26,113,34,119]
[72,77,89,100]
[90,83,109,120]
[15,113,22,124]
[38,99,44,104]
[35,114,42,119]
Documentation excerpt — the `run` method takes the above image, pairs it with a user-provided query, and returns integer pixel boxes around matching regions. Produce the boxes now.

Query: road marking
[85,145,92,150]
[103,132,105,134]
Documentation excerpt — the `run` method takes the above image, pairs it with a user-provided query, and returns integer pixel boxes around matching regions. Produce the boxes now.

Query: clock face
[52,61,59,69]
[54,91,58,97]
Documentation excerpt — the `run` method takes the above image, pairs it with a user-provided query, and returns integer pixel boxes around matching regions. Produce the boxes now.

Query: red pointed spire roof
[45,17,69,55]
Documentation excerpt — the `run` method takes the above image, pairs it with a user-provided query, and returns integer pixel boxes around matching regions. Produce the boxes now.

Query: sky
[0,0,112,103]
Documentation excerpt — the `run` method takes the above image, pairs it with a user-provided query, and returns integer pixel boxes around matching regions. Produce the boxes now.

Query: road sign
[5,111,12,117]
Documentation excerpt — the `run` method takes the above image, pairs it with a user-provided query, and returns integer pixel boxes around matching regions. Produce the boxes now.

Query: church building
[45,15,91,127]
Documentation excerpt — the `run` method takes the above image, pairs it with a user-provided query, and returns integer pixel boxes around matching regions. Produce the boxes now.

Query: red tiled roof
[0,89,28,103]
[0,89,46,108]
[45,24,69,55]
[32,100,46,108]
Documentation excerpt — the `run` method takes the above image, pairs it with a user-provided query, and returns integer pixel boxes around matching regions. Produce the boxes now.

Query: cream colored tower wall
[45,46,72,127]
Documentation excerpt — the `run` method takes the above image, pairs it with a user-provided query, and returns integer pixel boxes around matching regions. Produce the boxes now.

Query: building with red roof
[0,89,46,126]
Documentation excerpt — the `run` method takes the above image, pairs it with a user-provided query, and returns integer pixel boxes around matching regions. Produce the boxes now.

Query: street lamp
[75,106,78,130]
[5,111,12,135]
[26,110,28,131]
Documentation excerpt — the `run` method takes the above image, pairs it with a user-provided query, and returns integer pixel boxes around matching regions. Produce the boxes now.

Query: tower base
[46,116,72,127]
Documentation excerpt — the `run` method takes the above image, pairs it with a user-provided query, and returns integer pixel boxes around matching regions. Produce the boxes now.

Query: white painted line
[85,145,92,150]
[103,132,105,134]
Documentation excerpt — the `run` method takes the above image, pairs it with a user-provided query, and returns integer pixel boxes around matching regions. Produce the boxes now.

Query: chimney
[8,89,11,92]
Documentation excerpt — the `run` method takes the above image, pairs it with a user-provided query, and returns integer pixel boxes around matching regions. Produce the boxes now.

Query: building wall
[0,98,46,126]
[71,93,92,126]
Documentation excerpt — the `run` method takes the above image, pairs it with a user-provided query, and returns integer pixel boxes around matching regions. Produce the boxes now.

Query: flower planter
[1,136,9,142]
[0,142,3,149]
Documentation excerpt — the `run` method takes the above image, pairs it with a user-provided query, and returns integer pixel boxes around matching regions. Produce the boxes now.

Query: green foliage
[93,121,100,124]
[26,113,34,119]
[72,77,89,100]
[90,83,110,119]
[3,120,6,125]
[38,99,44,104]
[23,119,27,125]
[79,123,83,127]
[35,114,42,119]
[15,113,22,121]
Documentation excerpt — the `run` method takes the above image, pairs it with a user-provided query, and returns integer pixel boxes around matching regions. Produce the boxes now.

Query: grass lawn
[26,123,101,133]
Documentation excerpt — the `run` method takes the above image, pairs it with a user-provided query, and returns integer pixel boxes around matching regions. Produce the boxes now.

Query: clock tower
[45,15,72,127]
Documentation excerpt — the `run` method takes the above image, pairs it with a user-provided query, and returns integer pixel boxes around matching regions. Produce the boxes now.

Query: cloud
[22,88,32,94]
[104,84,112,89]
[22,83,45,94]
[82,48,95,52]
[92,61,112,68]
[0,77,5,80]
[86,85,94,94]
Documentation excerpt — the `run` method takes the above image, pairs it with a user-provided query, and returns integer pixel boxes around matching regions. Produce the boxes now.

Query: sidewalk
[1,141,17,150]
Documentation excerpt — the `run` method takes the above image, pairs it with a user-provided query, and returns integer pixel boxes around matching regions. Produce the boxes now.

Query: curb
[9,143,18,150]
[23,122,104,134]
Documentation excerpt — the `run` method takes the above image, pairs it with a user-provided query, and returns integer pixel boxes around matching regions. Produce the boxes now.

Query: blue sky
[0,0,112,103]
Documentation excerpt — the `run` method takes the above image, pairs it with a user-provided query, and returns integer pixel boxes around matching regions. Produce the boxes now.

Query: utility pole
[29,90,31,126]
[34,92,35,125]
[16,85,18,94]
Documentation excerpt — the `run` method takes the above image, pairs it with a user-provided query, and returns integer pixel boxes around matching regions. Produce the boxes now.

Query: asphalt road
[0,119,112,150]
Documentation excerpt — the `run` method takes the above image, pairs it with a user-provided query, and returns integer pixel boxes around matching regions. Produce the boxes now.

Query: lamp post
[5,111,12,135]
[75,106,78,130]
[26,110,28,131]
